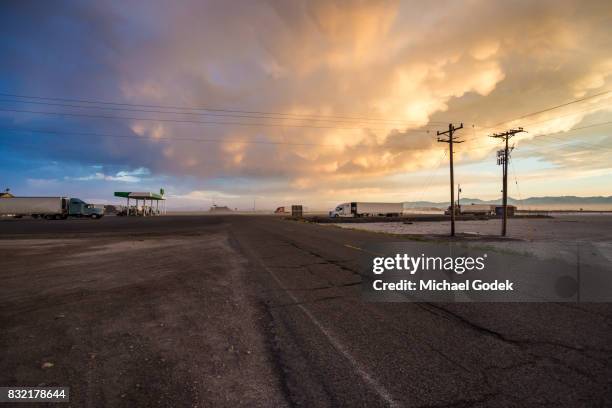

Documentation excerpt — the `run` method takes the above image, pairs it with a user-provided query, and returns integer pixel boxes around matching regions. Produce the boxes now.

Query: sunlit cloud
[2,0,612,207]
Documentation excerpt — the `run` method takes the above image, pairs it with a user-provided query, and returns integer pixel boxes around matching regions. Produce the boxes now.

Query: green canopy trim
[114,191,165,200]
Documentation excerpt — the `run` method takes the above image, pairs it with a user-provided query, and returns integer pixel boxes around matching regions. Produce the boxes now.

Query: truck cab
[329,203,352,217]
[68,198,105,219]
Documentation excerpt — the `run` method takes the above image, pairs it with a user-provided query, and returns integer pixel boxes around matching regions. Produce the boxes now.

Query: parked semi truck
[0,197,105,219]
[329,202,403,217]
[444,204,496,216]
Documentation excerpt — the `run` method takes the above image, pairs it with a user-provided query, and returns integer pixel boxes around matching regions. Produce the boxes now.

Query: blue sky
[1,0,611,210]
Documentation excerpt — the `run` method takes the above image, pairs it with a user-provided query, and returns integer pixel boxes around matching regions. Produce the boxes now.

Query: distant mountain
[404,196,612,208]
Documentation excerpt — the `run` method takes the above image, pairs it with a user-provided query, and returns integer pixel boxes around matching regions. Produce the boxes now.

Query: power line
[510,156,522,202]
[515,137,612,155]
[462,135,612,157]
[0,126,440,149]
[437,126,612,172]
[457,89,612,144]
[516,101,612,128]
[531,122,612,148]
[0,98,445,127]
[3,121,609,153]
[530,134,603,150]
[0,128,335,147]
[502,121,612,154]
[137,115,612,151]
[461,103,612,144]
[0,92,453,125]
[461,120,612,149]
[483,89,612,130]
[2,88,609,136]
[0,107,437,132]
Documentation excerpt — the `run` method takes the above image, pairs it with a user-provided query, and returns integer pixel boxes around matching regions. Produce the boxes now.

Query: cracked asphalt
[1,215,611,407]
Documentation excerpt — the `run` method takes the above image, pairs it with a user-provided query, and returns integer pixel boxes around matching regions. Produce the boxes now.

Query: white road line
[258,257,400,407]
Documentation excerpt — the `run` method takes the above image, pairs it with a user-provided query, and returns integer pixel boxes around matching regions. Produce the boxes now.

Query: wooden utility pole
[489,128,525,236]
[457,184,461,209]
[437,123,464,236]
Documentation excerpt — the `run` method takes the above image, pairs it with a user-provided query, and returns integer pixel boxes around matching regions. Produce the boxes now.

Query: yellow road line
[344,244,383,256]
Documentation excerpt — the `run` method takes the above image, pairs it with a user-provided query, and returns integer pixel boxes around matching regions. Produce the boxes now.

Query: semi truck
[444,204,496,216]
[0,197,105,220]
[329,202,403,217]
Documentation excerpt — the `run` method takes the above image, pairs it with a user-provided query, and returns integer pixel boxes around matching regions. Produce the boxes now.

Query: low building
[209,205,232,213]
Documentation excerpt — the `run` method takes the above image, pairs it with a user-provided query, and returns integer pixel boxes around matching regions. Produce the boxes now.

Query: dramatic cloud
[1,0,611,208]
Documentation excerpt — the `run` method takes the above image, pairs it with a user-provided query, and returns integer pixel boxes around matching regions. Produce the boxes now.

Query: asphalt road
[1,215,611,407]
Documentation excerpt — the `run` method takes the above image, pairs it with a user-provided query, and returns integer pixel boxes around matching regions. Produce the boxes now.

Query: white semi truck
[329,202,403,217]
[444,204,495,216]
[0,197,105,220]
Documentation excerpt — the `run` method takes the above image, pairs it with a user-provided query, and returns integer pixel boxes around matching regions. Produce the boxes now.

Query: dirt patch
[0,230,288,407]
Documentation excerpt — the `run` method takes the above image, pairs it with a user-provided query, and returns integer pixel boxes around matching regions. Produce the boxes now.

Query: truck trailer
[329,202,403,217]
[0,197,105,219]
[444,204,496,216]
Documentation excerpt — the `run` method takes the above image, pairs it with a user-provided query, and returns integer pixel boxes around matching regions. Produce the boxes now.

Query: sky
[1,0,611,210]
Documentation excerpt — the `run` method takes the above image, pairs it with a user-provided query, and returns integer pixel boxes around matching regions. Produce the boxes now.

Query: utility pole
[437,123,464,237]
[457,184,461,210]
[489,128,525,236]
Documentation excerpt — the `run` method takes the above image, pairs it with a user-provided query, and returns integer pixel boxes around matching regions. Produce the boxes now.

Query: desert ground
[333,213,612,242]
[1,215,611,407]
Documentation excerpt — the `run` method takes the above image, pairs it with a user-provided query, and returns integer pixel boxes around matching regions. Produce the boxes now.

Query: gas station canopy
[114,190,166,216]
[114,191,165,200]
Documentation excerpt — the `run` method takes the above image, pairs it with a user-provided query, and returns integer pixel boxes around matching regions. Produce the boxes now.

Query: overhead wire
[451,89,612,145]
[0,106,447,133]
[0,126,437,149]
[444,121,612,157]
[510,159,523,203]
[480,88,612,131]
[0,107,423,132]
[0,92,452,125]
[0,98,447,127]
[1,120,611,154]
[2,90,611,192]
